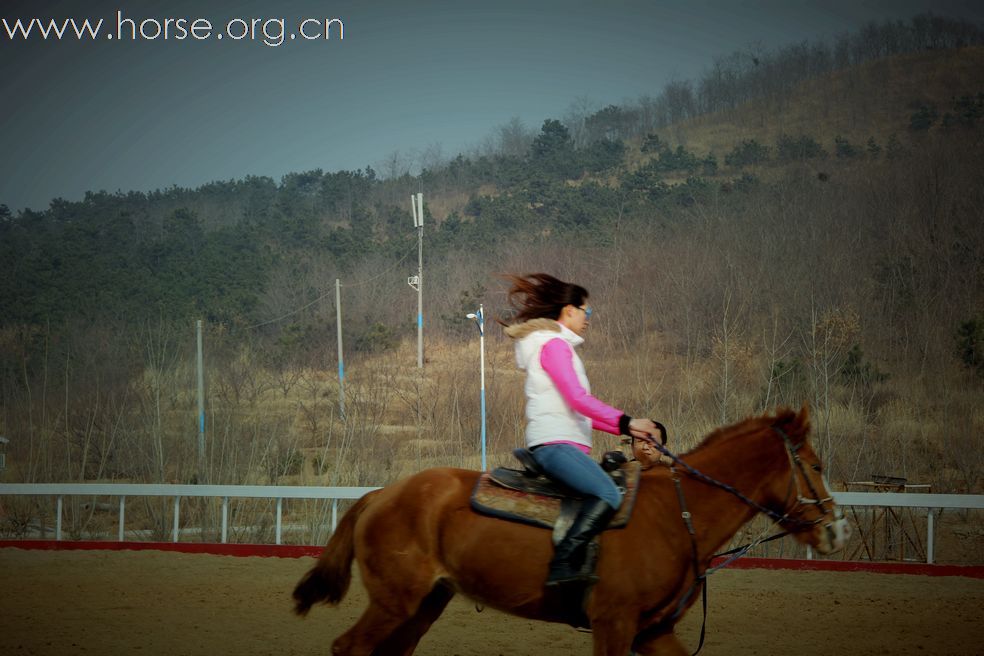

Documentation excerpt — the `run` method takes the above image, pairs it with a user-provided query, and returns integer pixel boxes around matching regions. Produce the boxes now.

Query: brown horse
[294,406,849,655]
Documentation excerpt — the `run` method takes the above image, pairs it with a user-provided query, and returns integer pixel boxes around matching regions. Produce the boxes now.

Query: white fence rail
[1,484,981,564]
[0,483,380,546]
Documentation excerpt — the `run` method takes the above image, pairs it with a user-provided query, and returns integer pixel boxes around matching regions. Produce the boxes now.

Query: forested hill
[1,18,983,340]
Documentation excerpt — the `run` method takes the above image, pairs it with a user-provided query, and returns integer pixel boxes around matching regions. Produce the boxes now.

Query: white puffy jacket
[506,318,595,449]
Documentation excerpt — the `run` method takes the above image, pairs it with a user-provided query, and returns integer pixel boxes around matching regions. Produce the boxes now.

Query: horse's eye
[811,464,822,473]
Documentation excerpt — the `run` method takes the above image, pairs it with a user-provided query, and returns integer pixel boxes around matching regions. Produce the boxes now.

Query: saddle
[470,448,642,545]
[470,449,642,629]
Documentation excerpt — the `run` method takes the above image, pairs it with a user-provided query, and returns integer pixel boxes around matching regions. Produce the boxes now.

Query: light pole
[336,278,345,422]
[409,192,424,368]
[196,319,205,480]
[466,305,487,470]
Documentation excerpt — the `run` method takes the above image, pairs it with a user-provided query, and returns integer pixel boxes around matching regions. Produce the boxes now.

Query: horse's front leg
[590,616,636,656]
[630,624,688,656]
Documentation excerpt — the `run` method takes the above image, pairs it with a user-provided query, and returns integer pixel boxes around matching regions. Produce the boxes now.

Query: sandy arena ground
[0,548,981,655]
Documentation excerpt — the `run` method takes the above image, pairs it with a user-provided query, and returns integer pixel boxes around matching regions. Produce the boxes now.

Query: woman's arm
[540,338,625,434]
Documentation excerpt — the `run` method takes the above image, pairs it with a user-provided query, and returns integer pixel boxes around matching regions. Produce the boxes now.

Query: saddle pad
[470,461,641,530]
[487,467,582,498]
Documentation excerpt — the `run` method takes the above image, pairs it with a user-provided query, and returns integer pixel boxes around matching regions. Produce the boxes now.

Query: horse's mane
[682,406,808,457]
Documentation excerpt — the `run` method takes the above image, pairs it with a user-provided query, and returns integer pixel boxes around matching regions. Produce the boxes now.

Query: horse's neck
[676,433,786,560]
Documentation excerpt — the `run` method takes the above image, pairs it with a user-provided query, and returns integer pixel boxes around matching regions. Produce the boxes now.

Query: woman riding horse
[502,272,660,585]
[294,406,850,656]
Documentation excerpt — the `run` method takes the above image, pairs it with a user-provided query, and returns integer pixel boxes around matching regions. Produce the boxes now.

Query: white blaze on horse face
[815,516,850,554]
[820,474,852,551]
[832,517,851,550]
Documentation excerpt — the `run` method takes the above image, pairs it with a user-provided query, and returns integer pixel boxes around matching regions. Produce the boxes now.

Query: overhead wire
[341,241,416,288]
[243,241,417,329]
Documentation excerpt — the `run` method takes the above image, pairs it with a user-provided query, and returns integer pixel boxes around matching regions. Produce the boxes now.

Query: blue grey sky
[1,0,982,212]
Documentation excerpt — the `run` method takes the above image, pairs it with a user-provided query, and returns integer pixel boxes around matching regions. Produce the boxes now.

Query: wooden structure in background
[844,475,931,562]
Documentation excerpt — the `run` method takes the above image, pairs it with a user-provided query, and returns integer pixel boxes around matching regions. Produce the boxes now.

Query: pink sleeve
[592,417,621,435]
[540,338,624,434]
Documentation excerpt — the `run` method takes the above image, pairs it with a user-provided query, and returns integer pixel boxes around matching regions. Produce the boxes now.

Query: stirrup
[545,556,599,587]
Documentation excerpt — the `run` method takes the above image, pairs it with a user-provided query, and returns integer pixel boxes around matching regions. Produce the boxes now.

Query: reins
[650,427,827,531]
[667,465,707,656]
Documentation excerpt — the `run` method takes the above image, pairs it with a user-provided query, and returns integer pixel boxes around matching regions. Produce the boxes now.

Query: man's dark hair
[653,421,668,445]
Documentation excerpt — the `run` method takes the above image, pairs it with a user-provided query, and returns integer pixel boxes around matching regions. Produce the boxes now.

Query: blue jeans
[531,444,622,510]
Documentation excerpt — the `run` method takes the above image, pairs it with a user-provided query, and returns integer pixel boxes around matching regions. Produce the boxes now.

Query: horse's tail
[293,490,378,616]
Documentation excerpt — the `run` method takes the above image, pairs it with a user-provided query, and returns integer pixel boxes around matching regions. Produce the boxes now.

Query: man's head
[632,436,660,468]
[630,421,668,469]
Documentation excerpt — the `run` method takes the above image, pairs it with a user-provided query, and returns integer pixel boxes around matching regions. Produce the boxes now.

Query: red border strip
[1,540,981,578]
[710,555,984,578]
[0,539,322,559]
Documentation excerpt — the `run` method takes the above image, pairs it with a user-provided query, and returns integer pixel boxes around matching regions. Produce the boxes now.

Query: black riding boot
[545,496,617,586]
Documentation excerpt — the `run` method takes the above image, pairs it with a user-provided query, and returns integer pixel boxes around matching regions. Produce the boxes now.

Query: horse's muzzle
[817,516,851,554]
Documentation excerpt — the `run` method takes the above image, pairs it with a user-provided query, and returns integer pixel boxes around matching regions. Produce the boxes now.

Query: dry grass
[3,325,979,546]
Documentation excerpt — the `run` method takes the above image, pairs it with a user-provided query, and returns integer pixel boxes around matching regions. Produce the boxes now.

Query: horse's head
[765,406,851,555]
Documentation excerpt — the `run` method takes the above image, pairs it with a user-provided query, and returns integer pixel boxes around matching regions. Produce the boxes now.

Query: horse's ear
[795,403,811,438]
[773,404,811,439]
[798,403,810,427]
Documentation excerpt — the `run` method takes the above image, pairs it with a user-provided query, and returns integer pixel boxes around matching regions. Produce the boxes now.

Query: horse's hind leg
[371,582,455,656]
[331,602,409,656]
[331,573,450,656]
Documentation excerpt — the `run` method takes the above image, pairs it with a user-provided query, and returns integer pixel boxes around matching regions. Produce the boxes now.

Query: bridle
[773,426,837,528]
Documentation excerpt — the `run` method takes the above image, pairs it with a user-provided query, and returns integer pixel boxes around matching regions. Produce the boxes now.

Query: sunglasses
[575,306,593,320]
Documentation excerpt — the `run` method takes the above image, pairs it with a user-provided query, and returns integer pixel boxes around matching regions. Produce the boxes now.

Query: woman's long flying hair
[502,273,588,324]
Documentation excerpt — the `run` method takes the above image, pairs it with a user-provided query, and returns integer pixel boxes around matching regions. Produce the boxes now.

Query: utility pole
[195,319,205,478]
[335,278,345,421]
[409,192,424,368]
[467,305,487,470]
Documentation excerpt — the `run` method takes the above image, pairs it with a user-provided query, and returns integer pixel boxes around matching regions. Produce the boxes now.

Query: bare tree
[564,96,599,148]
[496,117,534,158]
